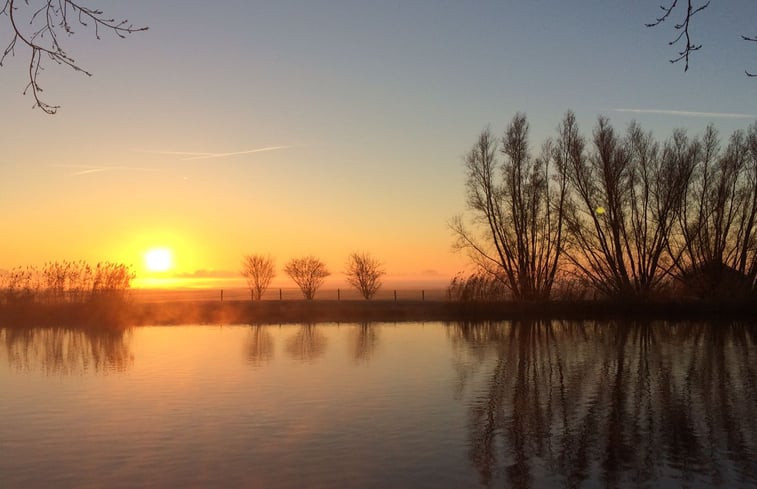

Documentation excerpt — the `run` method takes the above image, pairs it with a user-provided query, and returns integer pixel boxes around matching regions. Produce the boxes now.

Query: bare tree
[558,115,696,299]
[284,256,329,300]
[241,254,275,301]
[451,113,567,300]
[0,0,147,113]
[645,0,756,76]
[345,252,384,299]
[671,123,757,296]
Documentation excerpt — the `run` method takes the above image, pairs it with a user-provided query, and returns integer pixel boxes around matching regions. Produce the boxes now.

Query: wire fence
[131,287,452,303]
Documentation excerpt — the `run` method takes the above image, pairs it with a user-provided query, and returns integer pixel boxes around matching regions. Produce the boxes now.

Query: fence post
[337,288,340,301]
[394,290,397,301]
[422,290,425,301]
[279,288,282,301]
[221,289,224,303]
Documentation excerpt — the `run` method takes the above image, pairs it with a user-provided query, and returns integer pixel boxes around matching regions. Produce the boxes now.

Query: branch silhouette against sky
[0,0,146,113]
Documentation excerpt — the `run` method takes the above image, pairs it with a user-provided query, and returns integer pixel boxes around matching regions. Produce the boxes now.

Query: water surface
[1,321,756,488]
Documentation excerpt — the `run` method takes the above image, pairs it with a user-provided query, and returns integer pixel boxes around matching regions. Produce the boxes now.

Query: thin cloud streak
[136,145,293,161]
[148,151,216,156]
[181,146,292,161]
[614,108,756,119]
[49,164,161,176]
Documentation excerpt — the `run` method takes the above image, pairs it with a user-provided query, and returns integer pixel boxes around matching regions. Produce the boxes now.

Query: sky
[1,0,756,288]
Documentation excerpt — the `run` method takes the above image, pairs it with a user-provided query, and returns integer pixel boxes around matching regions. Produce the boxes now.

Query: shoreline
[0,298,755,328]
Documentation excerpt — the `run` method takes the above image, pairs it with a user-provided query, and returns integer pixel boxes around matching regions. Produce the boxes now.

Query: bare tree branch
[0,0,147,113]
[744,34,757,76]
[646,0,710,72]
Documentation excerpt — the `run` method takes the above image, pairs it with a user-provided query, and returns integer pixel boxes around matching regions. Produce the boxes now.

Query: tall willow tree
[558,116,697,299]
[671,123,757,297]
[451,113,568,300]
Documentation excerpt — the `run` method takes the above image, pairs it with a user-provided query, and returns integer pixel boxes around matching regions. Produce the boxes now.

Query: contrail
[136,145,293,161]
[50,164,161,176]
[181,146,292,161]
[147,151,216,156]
[613,108,755,119]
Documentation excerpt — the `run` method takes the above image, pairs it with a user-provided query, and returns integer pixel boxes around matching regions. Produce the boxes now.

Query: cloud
[138,145,292,161]
[419,269,443,277]
[613,108,756,119]
[175,269,238,279]
[147,151,216,157]
[182,146,291,160]
[49,164,161,176]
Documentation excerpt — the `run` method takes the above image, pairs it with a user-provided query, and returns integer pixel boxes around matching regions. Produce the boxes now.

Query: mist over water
[1,321,755,488]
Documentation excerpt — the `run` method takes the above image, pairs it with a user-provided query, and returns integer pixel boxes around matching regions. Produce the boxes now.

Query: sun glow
[145,248,173,272]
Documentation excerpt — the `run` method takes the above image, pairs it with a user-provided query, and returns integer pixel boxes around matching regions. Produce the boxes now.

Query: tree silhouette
[241,254,275,301]
[454,112,757,301]
[452,113,567,300]
[557,115,695,299]
[345,252,384,300]
[669,123,757,297]
[284,256,329,300]
[0,0,147,113]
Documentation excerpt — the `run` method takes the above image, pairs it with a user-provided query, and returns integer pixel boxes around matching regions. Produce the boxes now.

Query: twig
[0,0,147,113]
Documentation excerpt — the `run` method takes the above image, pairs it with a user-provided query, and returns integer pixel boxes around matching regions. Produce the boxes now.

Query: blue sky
[1,1,755,282]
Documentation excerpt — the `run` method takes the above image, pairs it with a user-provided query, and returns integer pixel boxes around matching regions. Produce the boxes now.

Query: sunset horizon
[2,2,756,488]
[3,2,755,296]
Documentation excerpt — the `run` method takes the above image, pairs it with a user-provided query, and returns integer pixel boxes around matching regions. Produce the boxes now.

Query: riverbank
[0,298,755,328]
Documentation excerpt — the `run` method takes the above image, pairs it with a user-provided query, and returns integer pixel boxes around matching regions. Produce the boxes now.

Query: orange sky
[0,148,468,288]
[2,1,754,289]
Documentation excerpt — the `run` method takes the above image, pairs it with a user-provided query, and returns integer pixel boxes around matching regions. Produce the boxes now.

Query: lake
[1,321,756,488]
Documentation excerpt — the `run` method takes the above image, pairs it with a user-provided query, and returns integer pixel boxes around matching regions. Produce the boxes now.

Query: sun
[145,248,173,272]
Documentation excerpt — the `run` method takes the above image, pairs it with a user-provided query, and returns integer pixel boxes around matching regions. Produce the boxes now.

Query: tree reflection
[1,327,133,374]
[244,325,274,367]
[350,322,378,363]
[285,324,327,362]
[451,320,757,488]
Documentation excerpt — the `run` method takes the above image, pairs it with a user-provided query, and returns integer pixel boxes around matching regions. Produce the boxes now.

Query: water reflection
[244,325,274,366]
[451,320,757,488]
[350,322,378,363]
[1,327,133,374]
[285,324,327,362]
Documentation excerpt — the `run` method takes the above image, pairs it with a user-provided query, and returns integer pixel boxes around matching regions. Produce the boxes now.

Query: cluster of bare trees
[241,252,385,301]
[0,261,134,305]
[454,112,757,301]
